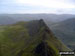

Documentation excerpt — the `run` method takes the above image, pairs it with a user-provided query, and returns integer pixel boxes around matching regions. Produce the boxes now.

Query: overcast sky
[0,0,75,14]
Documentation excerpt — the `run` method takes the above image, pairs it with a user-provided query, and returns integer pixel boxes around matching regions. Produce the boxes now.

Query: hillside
[49,18,75,50]
[0,19,71,56]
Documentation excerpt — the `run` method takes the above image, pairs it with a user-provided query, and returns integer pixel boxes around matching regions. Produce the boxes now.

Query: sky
[0,0,75,14]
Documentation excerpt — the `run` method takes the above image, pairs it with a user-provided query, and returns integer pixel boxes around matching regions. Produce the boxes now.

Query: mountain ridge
[0,19,71,56]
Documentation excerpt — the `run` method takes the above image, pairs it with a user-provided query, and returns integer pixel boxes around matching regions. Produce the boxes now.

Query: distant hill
[49,18,75,50]
[0,14,75,25]
[0,19,71,56]
[0,15,16,25]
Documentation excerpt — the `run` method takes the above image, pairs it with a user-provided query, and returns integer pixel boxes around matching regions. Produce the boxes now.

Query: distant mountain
[0,15,17,25]
[0,19,71,56]
[0,14,75,25]
[49,18,75,50]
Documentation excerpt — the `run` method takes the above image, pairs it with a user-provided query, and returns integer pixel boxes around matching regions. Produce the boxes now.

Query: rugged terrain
[0,19,71,56]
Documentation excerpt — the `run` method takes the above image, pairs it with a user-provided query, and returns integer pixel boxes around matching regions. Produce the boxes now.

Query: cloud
[14,0,75,8]
[0,0,75,14]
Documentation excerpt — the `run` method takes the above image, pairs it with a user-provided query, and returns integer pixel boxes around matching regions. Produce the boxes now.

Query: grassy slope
[0,20,71,56]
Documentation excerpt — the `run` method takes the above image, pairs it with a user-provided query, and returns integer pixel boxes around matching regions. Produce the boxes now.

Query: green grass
[0,20,71,56]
